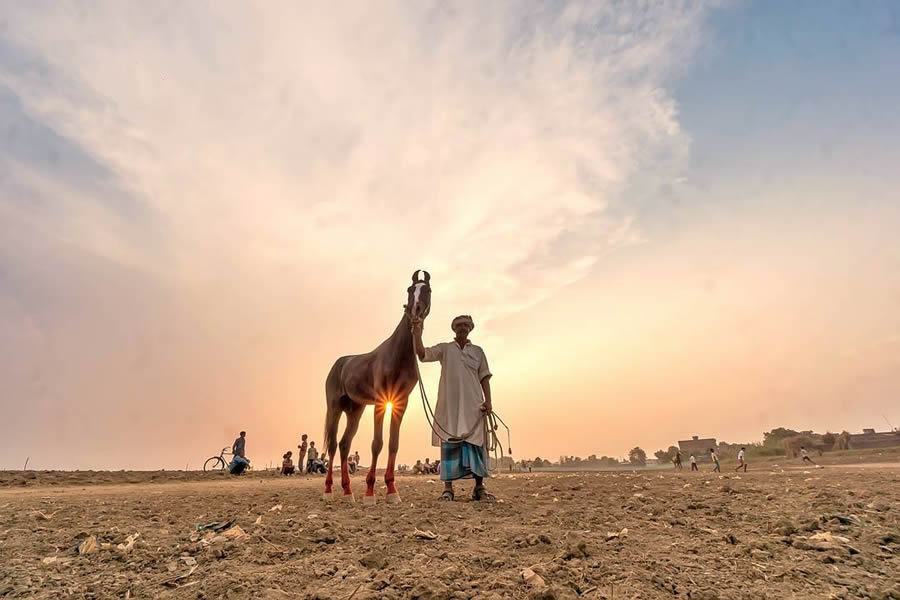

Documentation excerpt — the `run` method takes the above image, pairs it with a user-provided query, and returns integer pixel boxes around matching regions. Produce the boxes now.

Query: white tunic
[422,340,492,447]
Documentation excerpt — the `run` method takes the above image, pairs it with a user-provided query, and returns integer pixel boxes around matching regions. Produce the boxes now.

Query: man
[230,431,250,475]
[413,314,494,502]
[735,447,748,472]
[799,446,817,466]
[298,434,309,474]
[307,441,319,474]
[690,454,698,471]
[709,448,721,473]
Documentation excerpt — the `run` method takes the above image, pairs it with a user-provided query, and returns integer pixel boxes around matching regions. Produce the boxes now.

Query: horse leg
[384,399,406,504]
[322,396,342,502]
[363,403,386,506]
[338,403,364,502]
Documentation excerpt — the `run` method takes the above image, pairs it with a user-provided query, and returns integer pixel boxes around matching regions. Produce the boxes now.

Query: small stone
[528,585,578,600]
[360,551,388,570]
[313,528,337,544]
[521,567,546,588]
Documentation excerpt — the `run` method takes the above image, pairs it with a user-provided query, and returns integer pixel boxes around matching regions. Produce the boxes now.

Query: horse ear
[423,271,430,284]
[411,270,421,283]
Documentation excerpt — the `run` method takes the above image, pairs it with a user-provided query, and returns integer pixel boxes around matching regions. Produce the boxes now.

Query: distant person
[230,431,250,474]
[799,446,817,466]
[735,447,748,472]
[281,451,295,475]
[709,448,721,473]
[307,441,319,473]
[298,434,309,474]
[353,450,360,467]
[690,454,698,471]
[413,460,424,475]
[673,451,683,470]
[232,431,247,459]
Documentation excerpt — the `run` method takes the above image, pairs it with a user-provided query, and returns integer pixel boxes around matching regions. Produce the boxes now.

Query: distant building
[678,435,718,462]
[848,428,900,450]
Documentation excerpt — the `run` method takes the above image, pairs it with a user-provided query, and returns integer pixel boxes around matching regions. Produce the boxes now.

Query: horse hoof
[322,492,335,502]
[386,492,401,504]
[342,493,355,503]
[362,495,376,507]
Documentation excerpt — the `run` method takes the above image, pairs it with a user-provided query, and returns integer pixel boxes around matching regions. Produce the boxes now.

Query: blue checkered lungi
[440,441,489,481]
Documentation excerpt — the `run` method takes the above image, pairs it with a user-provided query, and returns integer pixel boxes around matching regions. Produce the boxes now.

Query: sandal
[471,487,496,502]
[439,489,455,501]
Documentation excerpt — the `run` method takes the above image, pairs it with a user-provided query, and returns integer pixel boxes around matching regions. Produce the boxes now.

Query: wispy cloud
[0,2,717,468]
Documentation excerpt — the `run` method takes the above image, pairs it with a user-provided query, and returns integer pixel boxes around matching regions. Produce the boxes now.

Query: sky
[1,1,899,470]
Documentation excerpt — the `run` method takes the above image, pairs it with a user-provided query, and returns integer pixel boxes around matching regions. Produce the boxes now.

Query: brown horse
[322,270,432,504]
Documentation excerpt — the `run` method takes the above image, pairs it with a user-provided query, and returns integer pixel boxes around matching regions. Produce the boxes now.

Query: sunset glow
[1,3,898,471]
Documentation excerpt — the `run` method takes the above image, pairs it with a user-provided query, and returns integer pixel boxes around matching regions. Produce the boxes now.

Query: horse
[322,270,431,505]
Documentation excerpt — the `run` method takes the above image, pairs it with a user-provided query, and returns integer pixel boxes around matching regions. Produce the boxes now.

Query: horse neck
[384,313,415,367]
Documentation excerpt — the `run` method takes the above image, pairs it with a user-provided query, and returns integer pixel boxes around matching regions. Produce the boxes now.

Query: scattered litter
[633,493,643,498]
[161,566,197,588]
[222,525,246,540]
[269,504,283,512]
[116,533,139,554]
[78,536,99,555]
[683,484,691,488]
[195,520,234,533]
[31,510,58,521]
[181,556,197,567]
[42,556,57,565]
[605,528,628,541]
[553,498,559,502]
[307,514,319,520]
[521,567,546,588]
[413,528,438,540]
[254,516,263,525]
[810,532,850,544]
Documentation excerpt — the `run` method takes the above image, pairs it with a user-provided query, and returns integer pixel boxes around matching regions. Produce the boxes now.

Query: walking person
[799,446,818,466]
[690,454,698,471]
[298,434,309,474]
[709,448,721,473]
[412,314,495,501]
[735,447,748,472]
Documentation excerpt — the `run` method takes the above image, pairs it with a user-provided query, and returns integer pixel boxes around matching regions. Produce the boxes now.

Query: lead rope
[411,326,512,473]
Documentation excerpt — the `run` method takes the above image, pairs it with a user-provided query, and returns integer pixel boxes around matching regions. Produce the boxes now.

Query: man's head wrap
[451,315,474,331]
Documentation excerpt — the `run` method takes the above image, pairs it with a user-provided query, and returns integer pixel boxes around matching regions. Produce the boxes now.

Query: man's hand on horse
[480,401,492,414]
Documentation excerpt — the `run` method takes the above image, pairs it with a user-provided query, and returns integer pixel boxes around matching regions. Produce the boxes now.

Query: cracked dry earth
[1,465,898,599]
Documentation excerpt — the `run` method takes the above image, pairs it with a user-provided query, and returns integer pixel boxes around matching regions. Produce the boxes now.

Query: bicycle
[203,447,234,472]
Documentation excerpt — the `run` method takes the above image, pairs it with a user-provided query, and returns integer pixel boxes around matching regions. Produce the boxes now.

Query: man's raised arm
[412,319,426,361]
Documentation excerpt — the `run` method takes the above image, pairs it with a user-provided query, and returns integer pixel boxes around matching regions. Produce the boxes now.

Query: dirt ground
[1,463,898,599]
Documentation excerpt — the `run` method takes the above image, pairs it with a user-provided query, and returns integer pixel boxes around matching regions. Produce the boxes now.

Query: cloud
[0,2,717,468]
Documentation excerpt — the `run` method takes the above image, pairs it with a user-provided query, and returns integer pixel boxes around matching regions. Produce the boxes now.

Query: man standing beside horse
[412,314,495,501]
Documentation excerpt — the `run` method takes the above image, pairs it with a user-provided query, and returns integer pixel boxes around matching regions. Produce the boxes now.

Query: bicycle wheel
[204,456,226,472]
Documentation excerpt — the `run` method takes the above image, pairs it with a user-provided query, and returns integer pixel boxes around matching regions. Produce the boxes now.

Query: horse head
[405,269,431,321]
